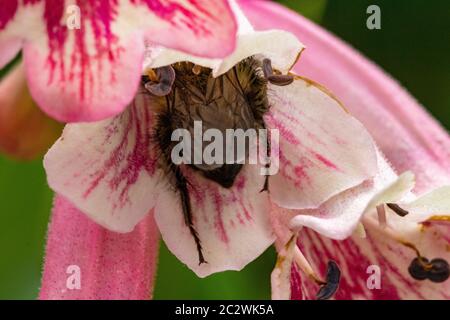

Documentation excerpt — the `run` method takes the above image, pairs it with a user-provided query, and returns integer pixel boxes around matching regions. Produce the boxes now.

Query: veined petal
[287,153,404,239]
[154,165,274,277]
[239,0,450,192]
[0,0,237,122]
[44,88,161,232]
[267,77,378,210]
[40,195,160,300]
[145,0,303,77]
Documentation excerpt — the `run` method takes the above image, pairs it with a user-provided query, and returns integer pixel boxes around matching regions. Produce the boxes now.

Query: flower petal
[290,265,304,300]
[145,0,303,77]
[271,151,411,242]
[239,0,450,192]
[23,36,145,122]
[154,164,274,277]
[1,0,238,122]
[288,154,398,239]
[404,187,450,224]
[40,195,160,300]
[266,77,378,210]
[0,63,62,159]
[0,38,21,69]
[44,88,161,232]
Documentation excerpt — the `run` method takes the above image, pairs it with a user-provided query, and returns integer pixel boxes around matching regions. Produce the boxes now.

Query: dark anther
[428,258,450,283]
[386,203,409,217]
[144,66,176,96]
[408,257,450,283]
[316,261,341,300]
[262,58,294,86]
[408,257,430,281]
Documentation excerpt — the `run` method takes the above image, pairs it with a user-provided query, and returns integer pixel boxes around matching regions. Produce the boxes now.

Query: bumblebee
[142,57,292,264]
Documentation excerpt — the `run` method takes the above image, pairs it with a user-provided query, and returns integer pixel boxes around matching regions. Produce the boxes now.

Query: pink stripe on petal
[44,88,161,233]
[40,195,159,300]
[23,36,145,122]
[0,0,18,29]
[267,78,378,210]
[139,0,237,58]
[290,265,303,300]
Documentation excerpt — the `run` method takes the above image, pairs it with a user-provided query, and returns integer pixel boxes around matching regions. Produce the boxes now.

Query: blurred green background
[0,0,449,299]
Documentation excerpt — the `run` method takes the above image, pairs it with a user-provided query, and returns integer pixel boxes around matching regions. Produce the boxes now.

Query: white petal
[144,0,303,77]
[44,89,162,232]
[288,152,398,239]
[154,164,274,277]
[267,77,378,210]
[380,186,450,234]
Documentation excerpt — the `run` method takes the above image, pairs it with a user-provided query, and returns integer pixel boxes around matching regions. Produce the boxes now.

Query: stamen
[262,58,274,79]
[408,257,450,282]
[144,65,176,96]
[262,58,294,86]
[428,259,450,283]
[363,215,450,283]
[293,244,341,300]
[376,205,387,228]
[408,257,430,280]
[386,203,409,217]
[294,246,325,285]
[316,261,341,300]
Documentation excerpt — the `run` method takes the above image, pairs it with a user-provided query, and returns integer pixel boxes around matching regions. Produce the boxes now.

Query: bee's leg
[143,65,176,96]
[260,124,271,193]
[262,58,294,86]
[174,168,207,265]
[155,109,205,264]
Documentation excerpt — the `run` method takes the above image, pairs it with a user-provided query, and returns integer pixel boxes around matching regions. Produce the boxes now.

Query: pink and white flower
[42,1,380,280]
[38,0,450,299]
[0,0,238,122]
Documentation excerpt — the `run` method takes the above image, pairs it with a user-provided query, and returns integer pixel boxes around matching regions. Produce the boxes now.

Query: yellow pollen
[192,64,202,75]
[426,215,450,223]
[146,68,158,82]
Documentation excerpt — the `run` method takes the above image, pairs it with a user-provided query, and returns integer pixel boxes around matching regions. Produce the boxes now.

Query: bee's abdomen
[163,58,268,188]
